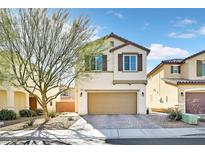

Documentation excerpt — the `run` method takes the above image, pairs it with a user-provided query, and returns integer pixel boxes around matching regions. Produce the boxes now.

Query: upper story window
[110,41,114,47]
[123,54,138,71]
[91,55,103,71]
[171,65,180,74]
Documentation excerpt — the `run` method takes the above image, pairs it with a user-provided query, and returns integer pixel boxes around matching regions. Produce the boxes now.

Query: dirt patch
[0,114,80,131]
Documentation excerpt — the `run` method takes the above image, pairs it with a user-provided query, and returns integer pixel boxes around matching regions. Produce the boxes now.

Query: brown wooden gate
[56,101,75,112]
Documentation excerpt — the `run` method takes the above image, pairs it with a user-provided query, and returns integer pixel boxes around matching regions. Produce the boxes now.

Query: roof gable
[183,50,205,61]
[107,33,150,54]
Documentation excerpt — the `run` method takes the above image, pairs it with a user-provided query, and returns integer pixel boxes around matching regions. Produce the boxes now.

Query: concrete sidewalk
[1,118,205,140]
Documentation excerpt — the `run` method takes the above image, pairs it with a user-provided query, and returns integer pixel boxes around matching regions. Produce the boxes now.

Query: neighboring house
[147,50,205,114]
[0,84,61,113]
[0,85,29,113]
[75,33,150,115]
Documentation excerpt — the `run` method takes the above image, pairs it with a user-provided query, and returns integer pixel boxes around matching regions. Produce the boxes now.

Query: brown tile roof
[163,78,205,85]
[107,32,150,54]
[161,59,184,64]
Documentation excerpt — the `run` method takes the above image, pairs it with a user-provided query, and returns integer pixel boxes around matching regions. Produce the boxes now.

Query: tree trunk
[42,104,49,122]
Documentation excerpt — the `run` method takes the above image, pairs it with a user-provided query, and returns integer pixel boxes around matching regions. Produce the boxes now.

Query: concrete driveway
[82,115,162,129]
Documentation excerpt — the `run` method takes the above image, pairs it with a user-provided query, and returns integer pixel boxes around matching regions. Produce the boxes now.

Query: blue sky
[69,9,205,72]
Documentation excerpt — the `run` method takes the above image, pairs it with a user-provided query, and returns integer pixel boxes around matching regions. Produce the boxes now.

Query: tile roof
[162,59,184,64]
[162,78,205,85]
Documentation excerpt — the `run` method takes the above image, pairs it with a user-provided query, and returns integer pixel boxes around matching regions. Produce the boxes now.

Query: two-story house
[75,33,150,115]
[147,50,205,114]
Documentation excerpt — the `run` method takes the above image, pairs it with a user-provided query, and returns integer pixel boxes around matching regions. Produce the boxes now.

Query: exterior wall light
[80,92,83,97]
[142,92,144,96]
[181,92,184,96]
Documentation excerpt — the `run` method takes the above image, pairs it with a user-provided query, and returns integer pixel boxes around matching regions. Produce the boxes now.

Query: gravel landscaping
[144,113,205,128]
[0,113,80,131]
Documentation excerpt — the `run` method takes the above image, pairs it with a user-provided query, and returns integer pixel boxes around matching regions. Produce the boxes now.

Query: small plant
[35,108,44,116]
[27,118,35,127]
[167,107,182,121]
[0,109,17,120]
[48,111,56,118]
[19,109,37,117]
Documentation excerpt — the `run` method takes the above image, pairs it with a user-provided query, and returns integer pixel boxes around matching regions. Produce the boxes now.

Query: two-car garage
[88,92,137,114]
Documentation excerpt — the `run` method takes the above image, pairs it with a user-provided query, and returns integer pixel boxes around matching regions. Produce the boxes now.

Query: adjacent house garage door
[88,92,137,114]
[186,92,205,114]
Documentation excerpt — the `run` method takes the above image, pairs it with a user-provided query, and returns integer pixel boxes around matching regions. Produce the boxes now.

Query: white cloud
[168,25,205,39]
[181,18,197,25]
[142,22,150,30]
[148,44,190,60]
[197,26,205,35]
[107,10,124,19]
[90,25,107,41]
[171,17,197,27]
[168,32,196,39]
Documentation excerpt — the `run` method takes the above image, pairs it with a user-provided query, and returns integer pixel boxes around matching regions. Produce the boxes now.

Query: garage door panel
[88,93,137,114]
[186,92,205,114]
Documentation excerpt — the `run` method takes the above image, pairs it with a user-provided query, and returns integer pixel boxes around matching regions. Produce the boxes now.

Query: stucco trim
[113,80,147,85]
[85,89,140,93]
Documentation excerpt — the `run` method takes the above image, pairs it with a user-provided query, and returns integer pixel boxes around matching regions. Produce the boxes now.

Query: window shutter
[85,55,90,71]
[118,54,123,71]
[102,55,107,71]
[178,66,181,73]
[138,54,143,71]
[197,60,202,77]
[171,66,174,74]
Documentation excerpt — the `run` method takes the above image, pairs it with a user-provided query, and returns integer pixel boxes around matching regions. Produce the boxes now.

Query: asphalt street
[105,138,205,145]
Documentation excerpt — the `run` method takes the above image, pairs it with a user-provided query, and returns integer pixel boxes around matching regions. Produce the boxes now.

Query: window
[91,55,102,71]
[110,41,114,47]
[202,63,205,76]
[123,54,138,71]
[171,65,180,74]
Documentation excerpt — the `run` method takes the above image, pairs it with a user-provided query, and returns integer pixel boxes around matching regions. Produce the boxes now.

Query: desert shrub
[19,109,37,117]
[35,108,44,116]
[167,107,182,121]
[48,111,56,118]
[27,118,35,127]
[0,109,17,120]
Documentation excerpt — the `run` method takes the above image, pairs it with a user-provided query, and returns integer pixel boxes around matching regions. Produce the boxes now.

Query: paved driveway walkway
[82,115,162,129]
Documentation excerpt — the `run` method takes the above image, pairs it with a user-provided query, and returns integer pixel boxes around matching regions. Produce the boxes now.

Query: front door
[29,97,37,111]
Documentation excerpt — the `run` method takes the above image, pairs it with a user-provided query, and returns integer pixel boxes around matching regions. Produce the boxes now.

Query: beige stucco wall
[0,85,29,113]
[14,91,27,112]
[113,44,147,81]
[0,90,7,109]
[181,52,205,79]
[164,64,182,79]
[147,65,178,110]
[76,37,148,115]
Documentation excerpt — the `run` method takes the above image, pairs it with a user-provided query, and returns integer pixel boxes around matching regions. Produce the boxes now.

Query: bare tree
[0,9,105,121]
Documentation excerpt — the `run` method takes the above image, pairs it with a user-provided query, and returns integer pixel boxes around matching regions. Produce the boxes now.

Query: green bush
[19,109,37,117]
[0,109,17,120]
[167,107,182,121]
[35,108,44,116]
[48,111,56,118]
